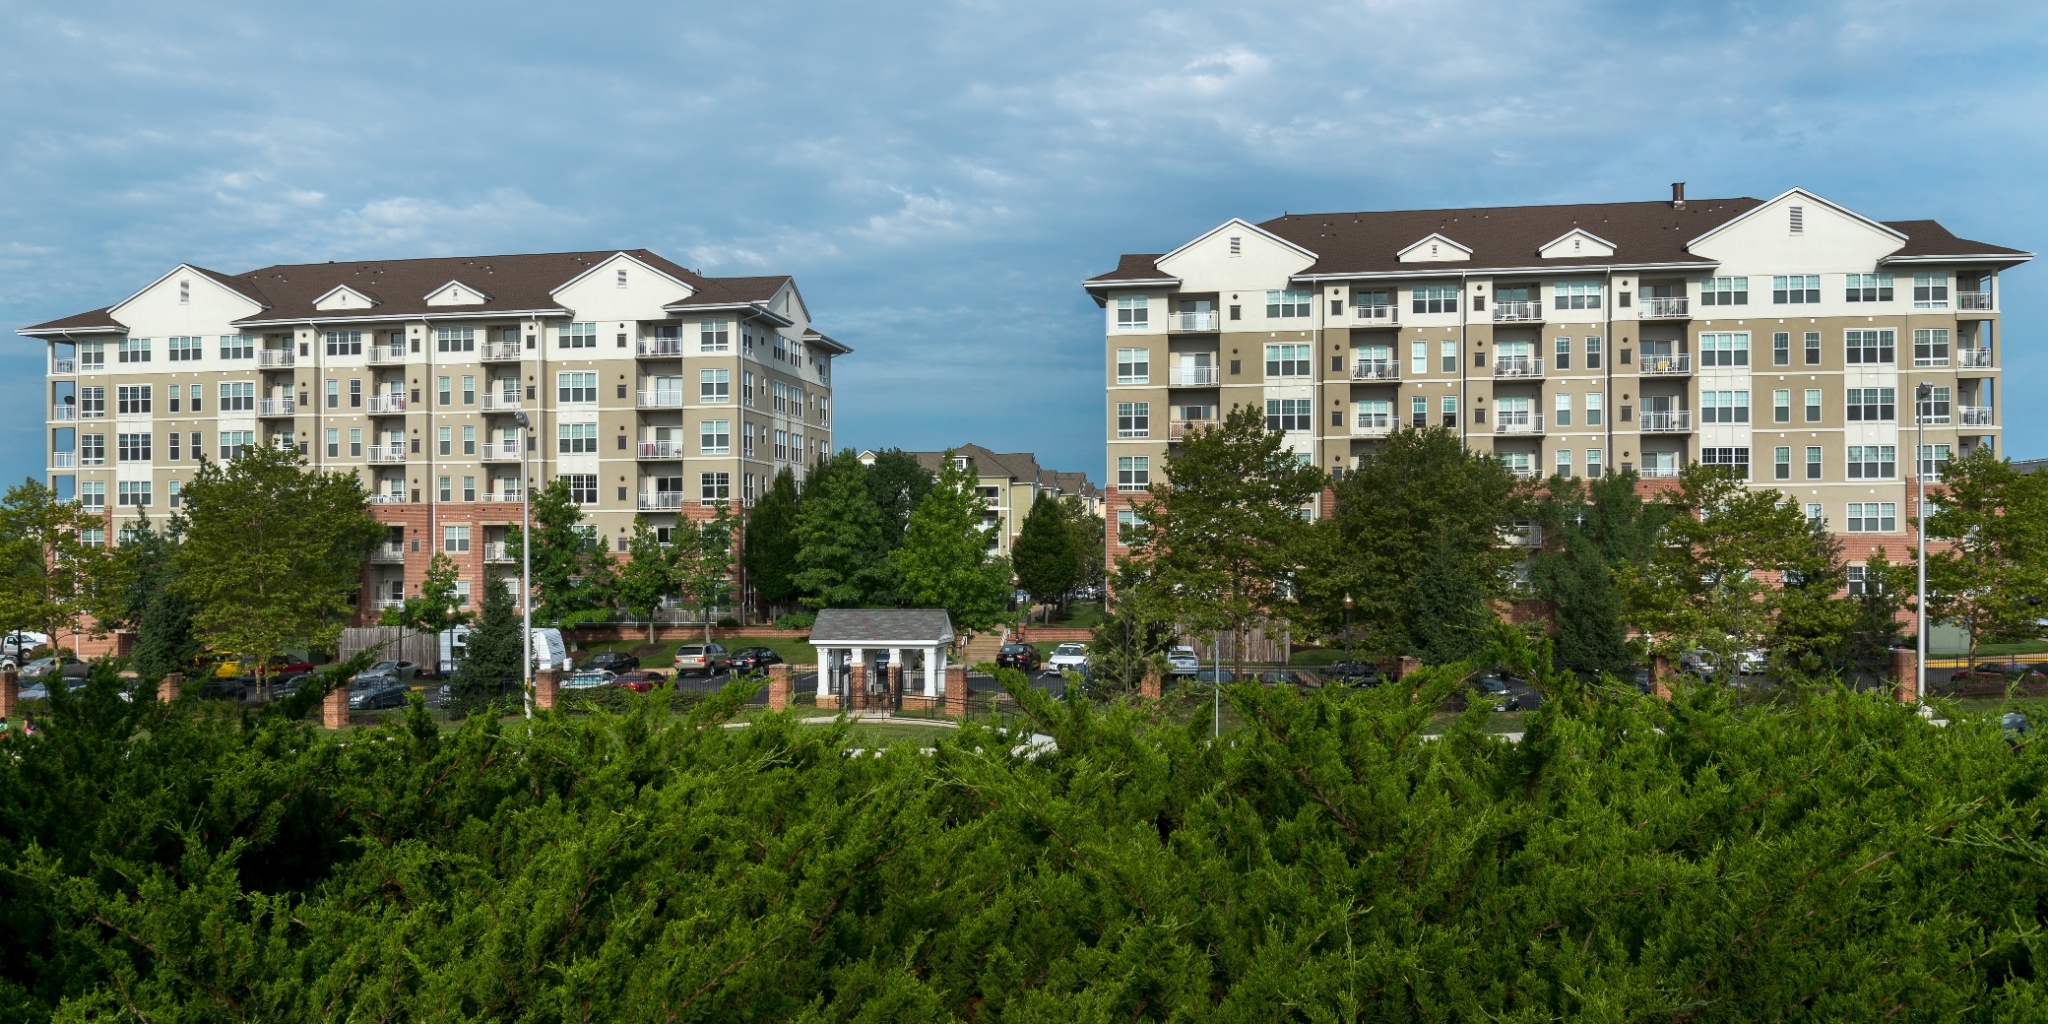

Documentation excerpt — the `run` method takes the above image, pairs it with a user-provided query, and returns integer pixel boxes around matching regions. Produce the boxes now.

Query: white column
[888,648,901,695]
[924,645,939,696]
[816,648,834,699]
[850,648,864,694]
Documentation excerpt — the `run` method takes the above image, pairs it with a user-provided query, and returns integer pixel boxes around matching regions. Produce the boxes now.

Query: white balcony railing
[1493,300,1542,322]
[51,358,75,374]
[484,542,513,562]
[367,346,406,365]
[1353,415,1395,436]
[366,395,407,414]
[1494,413,1544,435]
[1958,348,1994,368]
[1640,410,1693,432]
[1493,356,1543,378]
[258,349,294,368]
[1957,292,1994,311]
[1639,353,1691,375]
[369,543,405,562]
[1352,360,1400,381]
[1168,419,1219,440]
[51,452,75,468]
[1170,311,1218,332]
[1960,405,1995,426]
[478,443,521,462]
[1640,296,1690,319]
[480,394,521,412]
[1352,304,1398,324]
[257,399,296,417]
[480,340,523,361]
[52,406,76,421]
[639,491,685,511]
[369,493,409,504]
[638,441,686,459]
[1640,465,1680,479]
[367,445,407,464]
[1169,366,1220,386]
[637,390,685,409]
[637,337,686,357]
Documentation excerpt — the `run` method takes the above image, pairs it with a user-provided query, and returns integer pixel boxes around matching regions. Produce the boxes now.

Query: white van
[439,627,568,677]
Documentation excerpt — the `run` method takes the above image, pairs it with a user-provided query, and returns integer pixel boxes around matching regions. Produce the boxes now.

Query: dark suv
[729,647,783,673]
[584,651,640,673]
[995,643,1039,672]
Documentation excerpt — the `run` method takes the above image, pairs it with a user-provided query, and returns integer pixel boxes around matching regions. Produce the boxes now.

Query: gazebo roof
[810,609,955,646]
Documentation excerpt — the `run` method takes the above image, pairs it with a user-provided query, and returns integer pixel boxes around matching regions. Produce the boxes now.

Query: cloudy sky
[4,0,2046,487]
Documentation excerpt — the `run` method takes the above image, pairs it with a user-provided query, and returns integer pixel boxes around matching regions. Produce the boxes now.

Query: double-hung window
[1552,282,1601,309]
[1116,348,1149,384]
[1773,389,1791,423]
[444,526,471,553]
[1845,387,1895,422]
[1845,329,1894,364]
[1805,389,1823,423]
[1774,447,1792,480]
[117,432,151,461]
[1116,296,1150,330]
[1264,399,1311,431]
[1357,400,1390,431]
[1585,336,1603,369]
[79,434,105,466]
[1265,289,1311,318]
[1847,502,1897,532]
[1919,444,1953,481]
[1410,396,1428,428]
[1264,343,1311,377]
[700,369,730,403]
[1846,445,1896,480]
[1807,447,1823,480]
[169,336,202,361]
[119,337,152,363]
[1585,393,1603,426]
[79,341,105,369]
[701,473,731,503]
[325,330,362,356]
[1701,390,1750,424]
[1772,275,1821,304]
[1700,447,1750,478]
[557,372,597,403]
[700,318,730,352]
[1440,340,1458,372]
[1410,341,1428,376]
[1804,331,1822,365]
[557,423,598,454]
[1699,332,1748,367]
[1553,393,1571,426]
[1553,337,1571,370]
[437,427,452,456]
[218,431,254,460]
[1920,386,1951,424]
[1117,456,1150,491]
[1700,276,1747,305]
[562,474,598,505]
[1413,285,1459,314]
[700,420,731,454]
[219,382,254,412]
[1772,332,1790,366]
[218,335,252,359]
[559,322,597,349]
[438,377,452,406]
[1116,509,1146,547]
[1913,274,1949,309]
[1913,329,1950,367]
[117,481,152,507]
[435,327,475,353]
[1116,401,1150,438]
[1846,273,1893,302]
[116,385,151,415]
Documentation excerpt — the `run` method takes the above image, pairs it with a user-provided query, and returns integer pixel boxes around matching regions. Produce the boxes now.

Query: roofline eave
[1289,259,1723,284]
[233,308,573,327]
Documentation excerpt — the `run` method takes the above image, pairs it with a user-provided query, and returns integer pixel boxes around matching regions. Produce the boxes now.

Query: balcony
[257,399,296,418]
[484,542,514,563]
[367,445,407,464]
[1639,296,1690,319]
[1958,348,1994,368]
[366,396,407,415]
[1167,418,1218,440]
[480,394,521,413]
[369,493,409,504]
[480,340,523,361]
[639,491,685,511]
[51,405,76,421]
[1640,465,1680,479]
[1960,405,1995,426]
[1353,414,1395,436]
[370,542,405,563]
[51,358,75,374]
[637,390,685,409]
[258,349,294,368]
[638,440,686,460]
[637,337,686,357]
[51,452,75,468]
[1957,292,1994,311]
[1352,360,1400,381]
[1493,356,1543,378]
[1493,300,1542,322]
[367,346,406,365]
[479,442,522,462]
[1640,410,1693,433]
[1351,304,1398,325]
[1169,365,1219,386]
[1168,311,1219,332]
[1639,353,1691,375]
[1494,414,1544,435]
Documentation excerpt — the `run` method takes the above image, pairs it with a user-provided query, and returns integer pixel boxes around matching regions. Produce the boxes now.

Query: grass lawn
[1962,640,2048,657]
[1046,603,1106,630]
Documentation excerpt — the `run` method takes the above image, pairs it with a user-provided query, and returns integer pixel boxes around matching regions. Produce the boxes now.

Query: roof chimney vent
[1671,182,1687,209]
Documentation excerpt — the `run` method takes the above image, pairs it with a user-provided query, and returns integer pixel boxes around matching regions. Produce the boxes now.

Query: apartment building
[857,443,1103,555]
[1088,186,2029,575]
[22,249,845,620]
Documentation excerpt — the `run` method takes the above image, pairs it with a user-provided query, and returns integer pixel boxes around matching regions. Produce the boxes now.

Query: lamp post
[1915,382,1931,706]
[512,409,533,720]
[1342,592,1354,668]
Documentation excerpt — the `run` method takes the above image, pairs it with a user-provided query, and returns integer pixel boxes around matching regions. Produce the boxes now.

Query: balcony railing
[480,340,523,361]
[1494,414,1544,435]
[367,445,407,464]
[487,487,522,503]
[1351,304,1398,324]
[366,395,407,414]
[1493,300,1542,322]
[479,442,521,462]
[1352,360,1400,381]
[51,452,75,468]
[1493,356,1543,378]
[367,346,406,365]
[1640,296,1689,319]
[480,394,521,412]
[639,491,685,511]
[51,358,75,374]
[1960,405,1994,425]
[370,543,405,563]
[370,598,405,612]
[1640,410,1693,433]
[369,493,409,504]
[484,542,514,563]
[1640,465,1680,479]
[258,349,294,368]
[638,441,686,459]
[1169,366,1219,386]
[257,399,296,417]
[1353,415,1395,436]
[637,390,685,409]
[1957,292,1994,311]
[1167,418,1219,440]
[637,337,686,357]
[1958,348,1994,367]
[1639,353,1691,375]
[1169,311,1219,332]
[52,405,76,421]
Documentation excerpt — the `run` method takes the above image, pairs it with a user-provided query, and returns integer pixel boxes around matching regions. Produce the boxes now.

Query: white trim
[311,284,381,309]
[1397,232,1474,259]
[811,637,954,648]
[233,308,569,328]
[548,251,697,298]
[1290,260,1719,284]
[423,279,494,303]
[17,323,127,337]
[107,264,269,319]
[1536,228,1618,253]
[1684,188,1908,249]
[657,300,794,327]
[1158,217,1319,265]
[1083,276,1181,288]
[1879,252,2034,266]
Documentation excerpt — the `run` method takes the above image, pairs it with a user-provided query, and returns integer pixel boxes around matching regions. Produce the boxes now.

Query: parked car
[1258,669,1313,688]
[353,660,419,685]
[1047,643,1089,672]
[584,651,640,673]
[1322,661,1384,687]
[673,643,730,676]
[348,681,412,710]
[561,669,618,690]
[1682,648,1765,679]
[1165,646,1201,676]
[728,647,783,673]
[1951,662,2015,682]
[2,631,48,659]
[1192,667,1235,684]
[19,656,86,683]
[996,643,1040,672]
[614,670,667,693]
[196,677,249,701]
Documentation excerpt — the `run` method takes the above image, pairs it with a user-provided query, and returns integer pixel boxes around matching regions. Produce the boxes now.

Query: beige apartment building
[1088,186,2029,577]
[858,443,1103,555]
[22,249,844,621]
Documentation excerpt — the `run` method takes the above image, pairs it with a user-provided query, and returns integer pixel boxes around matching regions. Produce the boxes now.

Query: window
[218,335,252,359]
[742,424,756,458]
[1555,449,1573,477]
[219,382,254,412]
[350,428,362,458]
[1806,446,1822,480]
[168,480,179,508]
[773,429,787,461]
[435,327,475,353]
[559,322,597,349]
[1117,401,1150,438]
[165,431,179,460]
[169,336,202,361]
[116,432,150,461]
[1553,337,1571,370]
[1264,343,1311,377]
[1803,389,1822,423]
[324,330,362,356]
[326,429,339,458]
[1440,396,1458,427]
[1411,395,1428,428]
[77,341,104,369]
[696,318,730,353]
[462,376,475,405]
[1846,273,1894,302]
[1116,348,1149,384]
[1553,282,1602,309]
[218,430,254,460]
[557,423,598,454]
[1586,336,1602,369]
[1553,393,1571,426]
[701,472,731,503]
[1118,456,1150,491]
[1920,386,1951,424]
[1912,273,1949,309]
[119,337,152,363]
[1411,341,1427,376]
[1265,289,1311,318]
[79,481,104,510]
[742,371,755,406]
[443,526,471,553]
[1699,332,1748,367]
[1913,329,1950,367]
[438,377,452,406]
[1356,399,1390,431]
[1499,452,1533,478]
[1265,399,1311,431]
[79,387,105,418]
[1805,331,1822,365]
[1845,388,1895,422]
[1845,329,1895,364]
[557,372,597,403]
[772,382,787,412]
[1700,277,1748,305]
[1413,284,1459,314]
[1847,445,1896,480]
[438,476,453,502]
[1585,392,1603,426]
[700,420,730,454]
[1774,446,1791,480]
[1440,340,1457,373]
[1847,502,1897,533]
[116,385,151,415]
[1919,444,1953,481]
[1846,566,1876,596]
[700,369,730,403]
[1116,509,1146,547]
[1700,447,1750,478]
[1116,296,1150,330]
[323,379,337,409]
[1587,449,1603,478]
[1771,275,1821,304]
[1772,332,1790,366]
[349,379,361,408]
[562,474,598,505]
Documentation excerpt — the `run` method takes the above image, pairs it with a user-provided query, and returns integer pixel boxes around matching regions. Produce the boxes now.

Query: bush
[772,611,816,631]
[717,616,740,628]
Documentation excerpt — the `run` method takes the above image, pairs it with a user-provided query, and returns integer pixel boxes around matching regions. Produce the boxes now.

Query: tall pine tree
[1012,490,1078,622]
[743,468,802,621]
[452,574,522,705]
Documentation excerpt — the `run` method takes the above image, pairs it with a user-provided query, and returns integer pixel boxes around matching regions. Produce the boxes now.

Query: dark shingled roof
[1879,220,2031,260]
[1084,253,1173,284]
[810,608,955,645]
[21,307,125,333]
[1258,199,1759,276]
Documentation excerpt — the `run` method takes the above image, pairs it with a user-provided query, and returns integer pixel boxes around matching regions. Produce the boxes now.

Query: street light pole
[513,409,533,720]
[1916,382,1931,706]
[1343,592,1354,668]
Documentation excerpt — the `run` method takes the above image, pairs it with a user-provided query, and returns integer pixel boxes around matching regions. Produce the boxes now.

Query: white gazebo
[809,608,955,709]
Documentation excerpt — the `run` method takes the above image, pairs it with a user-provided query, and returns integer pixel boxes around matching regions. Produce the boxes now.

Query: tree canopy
[793,450,892,609]
[1011,489,1078,619]
[742,467,803,616]
[890,451,1013,633]
[508,476,618,628]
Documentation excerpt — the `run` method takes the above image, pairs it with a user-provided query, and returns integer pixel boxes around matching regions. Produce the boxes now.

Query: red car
[1950,663,2013,682]
[614,671,667,693]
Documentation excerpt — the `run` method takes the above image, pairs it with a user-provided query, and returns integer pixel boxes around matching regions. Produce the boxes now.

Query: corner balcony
[257,399,296,418]
[366,346,407,365]
[1169,365,1219,386]
[1353,414,1395,437]
[637,391,685,410]
[1960,406,1995,426]
[258,349,294,368]
[1640,465,1680,479]
[1639,354,1691,375]
[638,440,686,460]
[484,542,514,563]
[1493,356,1543,378]
[1640,410,1693,433]
[51,405,76,421]
[1958,348,1994,368]
[366,395,407,415]
[51,451,75,468]
[51,358,75,374]
[1957,292,1994,311]
[639,490,685,511]
[637,337,686,357]
[1492,300,1543,323]
[1639,296,1689,319]
[478,442,522,462]
[1167,418,1218,440]
[367,445,407,464]
[1351,360,1400,381]
[369,493,409,505]
[1494,414,1544,435]
[369,542,405,563]
[1351,304,1398,325]
[1168,311,1219,332]
[480,340,523,361]
[480,394,522,413]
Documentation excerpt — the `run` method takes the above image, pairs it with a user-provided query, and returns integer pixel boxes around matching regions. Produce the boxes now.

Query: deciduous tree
[742,468,802,621]
[1922,446,2048,664]
[615,515,678,641]
[507,476,618,628]
[674,502,738,642]
[377,551,474,636]
[793,450,891,609]
[890,451,1012,634]
[0,477,119,654]
[863,447,934,551]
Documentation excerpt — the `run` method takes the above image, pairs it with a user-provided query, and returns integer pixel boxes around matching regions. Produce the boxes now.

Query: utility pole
[514,409,533,720]
[1916,382,1931,706]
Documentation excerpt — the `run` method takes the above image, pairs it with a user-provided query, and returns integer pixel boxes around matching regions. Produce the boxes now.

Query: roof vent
[1671,182,1686,209]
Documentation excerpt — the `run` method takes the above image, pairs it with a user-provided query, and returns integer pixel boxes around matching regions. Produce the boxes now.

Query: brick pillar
[1396,656,1420,680]
[1891,647,1919,706]
[1139,669,1161,699]
[0,669,16,721]
[767,664,791,712]
[158,672,183,703]
[1650,655,1674,701]
[322,686,348,729]
[847,663,868,711]
[943,665,968,718]
[535,669,558,711]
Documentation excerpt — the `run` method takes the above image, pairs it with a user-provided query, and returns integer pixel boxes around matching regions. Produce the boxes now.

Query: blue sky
[5,0,2047,487]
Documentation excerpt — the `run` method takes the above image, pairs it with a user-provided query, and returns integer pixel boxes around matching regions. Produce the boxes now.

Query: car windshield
[1055,645,1084,655]
[1001,645,1027,653]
